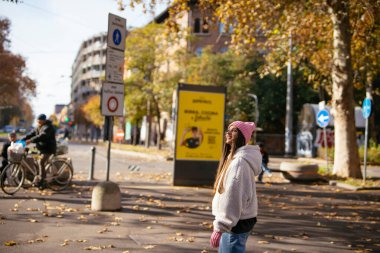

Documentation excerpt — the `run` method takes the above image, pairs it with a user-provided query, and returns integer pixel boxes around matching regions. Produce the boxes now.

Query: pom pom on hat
[228,121,256,144]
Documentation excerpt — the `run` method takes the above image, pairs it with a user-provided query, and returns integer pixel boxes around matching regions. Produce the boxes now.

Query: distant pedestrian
[257,143,272,183]
[1,132,17,172]
[210,121,262,252]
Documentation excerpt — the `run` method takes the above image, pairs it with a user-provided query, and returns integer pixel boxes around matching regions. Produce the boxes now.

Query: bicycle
[0,146,73,195]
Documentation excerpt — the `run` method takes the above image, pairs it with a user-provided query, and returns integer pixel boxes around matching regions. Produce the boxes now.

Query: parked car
[3,125,16,133]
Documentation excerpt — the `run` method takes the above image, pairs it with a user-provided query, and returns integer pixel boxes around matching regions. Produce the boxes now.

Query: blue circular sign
[362,98,372,119]
[113,29,122,46]
[316,109,330,128]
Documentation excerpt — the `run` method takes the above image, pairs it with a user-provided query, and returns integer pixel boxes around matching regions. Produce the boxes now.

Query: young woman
[210,121,262,252]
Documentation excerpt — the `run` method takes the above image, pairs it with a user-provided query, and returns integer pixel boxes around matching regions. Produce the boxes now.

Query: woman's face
[225,125,238,145]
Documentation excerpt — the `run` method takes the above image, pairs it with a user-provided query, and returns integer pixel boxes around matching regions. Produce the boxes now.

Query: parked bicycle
[0,145,73,195]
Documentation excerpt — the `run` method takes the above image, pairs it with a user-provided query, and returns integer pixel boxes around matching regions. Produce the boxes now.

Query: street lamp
[284,29,294,156]
[247,93,259,124]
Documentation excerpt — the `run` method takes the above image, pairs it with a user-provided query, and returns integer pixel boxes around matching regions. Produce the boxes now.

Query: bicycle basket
[8,150,24,162]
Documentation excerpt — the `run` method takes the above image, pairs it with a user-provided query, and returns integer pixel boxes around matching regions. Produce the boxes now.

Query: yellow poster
[176,90,225,161]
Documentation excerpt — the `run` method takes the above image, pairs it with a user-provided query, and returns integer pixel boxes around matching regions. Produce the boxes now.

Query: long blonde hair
[213,128,246,195]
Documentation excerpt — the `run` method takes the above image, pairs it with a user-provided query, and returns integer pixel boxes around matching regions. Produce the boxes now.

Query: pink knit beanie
[228,121,256,144]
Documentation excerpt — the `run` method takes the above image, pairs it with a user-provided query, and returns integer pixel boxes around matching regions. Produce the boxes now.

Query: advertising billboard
[173,84,226,186]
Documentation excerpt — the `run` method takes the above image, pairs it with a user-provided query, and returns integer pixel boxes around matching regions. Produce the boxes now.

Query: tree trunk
[327,0,362,178]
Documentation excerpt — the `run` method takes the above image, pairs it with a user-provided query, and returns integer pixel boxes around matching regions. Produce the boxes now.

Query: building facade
[70,33,107,139]
[154,4,231,56]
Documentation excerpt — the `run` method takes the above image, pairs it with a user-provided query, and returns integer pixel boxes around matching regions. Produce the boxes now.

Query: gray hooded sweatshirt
[212,144,262,232]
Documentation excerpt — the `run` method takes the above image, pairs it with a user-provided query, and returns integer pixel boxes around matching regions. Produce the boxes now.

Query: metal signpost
[362,98,372,185]
[316,109,330,174]
[101,13,126,181]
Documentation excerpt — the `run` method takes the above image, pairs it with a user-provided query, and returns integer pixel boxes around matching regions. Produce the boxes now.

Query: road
[0,142,379,253]
[69,142,173,182]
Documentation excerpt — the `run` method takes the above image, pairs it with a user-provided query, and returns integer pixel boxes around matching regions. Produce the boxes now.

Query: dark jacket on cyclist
[22,120,57,155]
[1,141,11,171]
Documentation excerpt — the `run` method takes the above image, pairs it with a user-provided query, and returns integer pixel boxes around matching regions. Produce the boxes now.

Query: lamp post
[247,93,259,124]
[284,29,293,156]
[248,93,259,144]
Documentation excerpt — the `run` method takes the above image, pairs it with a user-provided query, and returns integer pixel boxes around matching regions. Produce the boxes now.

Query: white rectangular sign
[101,82,125,116]
[108,13,126,51]
[105,47,125,83]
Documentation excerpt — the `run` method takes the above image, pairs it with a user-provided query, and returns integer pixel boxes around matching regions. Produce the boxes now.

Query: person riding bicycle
[22,114,57,190]
[1,132,17,173]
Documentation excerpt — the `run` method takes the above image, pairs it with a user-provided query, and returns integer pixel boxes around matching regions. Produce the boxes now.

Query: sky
[0,0,167,118]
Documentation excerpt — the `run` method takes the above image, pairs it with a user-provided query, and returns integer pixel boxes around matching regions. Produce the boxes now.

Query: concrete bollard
[91,181,121,211]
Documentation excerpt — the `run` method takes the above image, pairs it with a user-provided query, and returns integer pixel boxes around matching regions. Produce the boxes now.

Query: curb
[329,180,380,191]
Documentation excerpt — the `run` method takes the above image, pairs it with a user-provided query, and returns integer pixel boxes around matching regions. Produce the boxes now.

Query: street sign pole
[363,117,368,185]
[323,126,329,174]
[106,116,113,181]
[101,13,126,182]
[362,97,372,185]
[316,108,330,175]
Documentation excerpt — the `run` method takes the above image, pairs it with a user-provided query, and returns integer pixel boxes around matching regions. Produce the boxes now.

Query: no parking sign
[101,82,124,116]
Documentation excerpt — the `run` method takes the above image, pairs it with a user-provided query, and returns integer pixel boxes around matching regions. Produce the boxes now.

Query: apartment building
[70,33,107,138]
[71,33,107,110]
[154,3,231,56]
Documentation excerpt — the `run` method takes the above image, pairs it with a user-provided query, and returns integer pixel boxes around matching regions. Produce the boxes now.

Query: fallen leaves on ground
[143,245,156,249]
[4,240,17,246]
[83,245,115,250]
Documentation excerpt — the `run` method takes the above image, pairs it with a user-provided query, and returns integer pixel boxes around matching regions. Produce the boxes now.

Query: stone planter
[280,162,320,181]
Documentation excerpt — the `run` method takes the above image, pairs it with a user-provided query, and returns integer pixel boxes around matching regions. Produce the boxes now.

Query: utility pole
[284,29,293,156]
[145,99,151,148]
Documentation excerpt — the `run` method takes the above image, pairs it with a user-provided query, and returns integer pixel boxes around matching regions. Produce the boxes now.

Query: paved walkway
[0,144,379,253]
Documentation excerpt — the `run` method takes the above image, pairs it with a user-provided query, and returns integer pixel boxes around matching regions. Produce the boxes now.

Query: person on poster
[210,121,262,252]
[180,126,203,149]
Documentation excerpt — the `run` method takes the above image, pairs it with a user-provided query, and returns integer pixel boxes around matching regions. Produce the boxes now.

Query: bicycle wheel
[46,159,73,191]
[0,163,25,195]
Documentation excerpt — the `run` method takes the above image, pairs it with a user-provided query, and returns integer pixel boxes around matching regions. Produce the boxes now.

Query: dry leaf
[143,245,156,249]
[29,219,38,223]
[4,240,17,246]
[186,237,195,243]
[98,227,111,234]
[258,240,269,244]
[83,245,102,250]
[77,239,88,243]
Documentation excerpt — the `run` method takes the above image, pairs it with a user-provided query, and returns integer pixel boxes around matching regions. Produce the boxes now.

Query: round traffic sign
[362,98,372,119]
[316,109,330,128]
[107,96,119,112]
[113,29,122,46]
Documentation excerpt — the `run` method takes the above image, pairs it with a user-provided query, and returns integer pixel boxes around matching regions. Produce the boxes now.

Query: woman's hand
[210,231,222,248]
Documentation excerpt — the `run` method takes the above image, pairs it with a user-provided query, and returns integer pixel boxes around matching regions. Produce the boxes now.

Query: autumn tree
[124,23,182,148]
[82,95,104,127]
[0,18,36,126]
[183,47,319,132]
[121,0,380,178]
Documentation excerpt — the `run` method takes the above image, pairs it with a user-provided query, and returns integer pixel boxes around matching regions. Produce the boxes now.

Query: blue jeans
[218,231,250,253]
[258,163,271,182]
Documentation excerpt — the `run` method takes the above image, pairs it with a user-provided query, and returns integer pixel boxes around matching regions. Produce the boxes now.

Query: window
[218,22,225,33]
[194,18,201,33]
[196,47,202,56]
[219,22,233,34]
[194,18,209,34]
[220,47,228,53]
[202,19,209,33]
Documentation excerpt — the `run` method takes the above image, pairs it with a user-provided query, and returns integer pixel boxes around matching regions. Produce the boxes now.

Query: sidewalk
[0,145,379,252]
